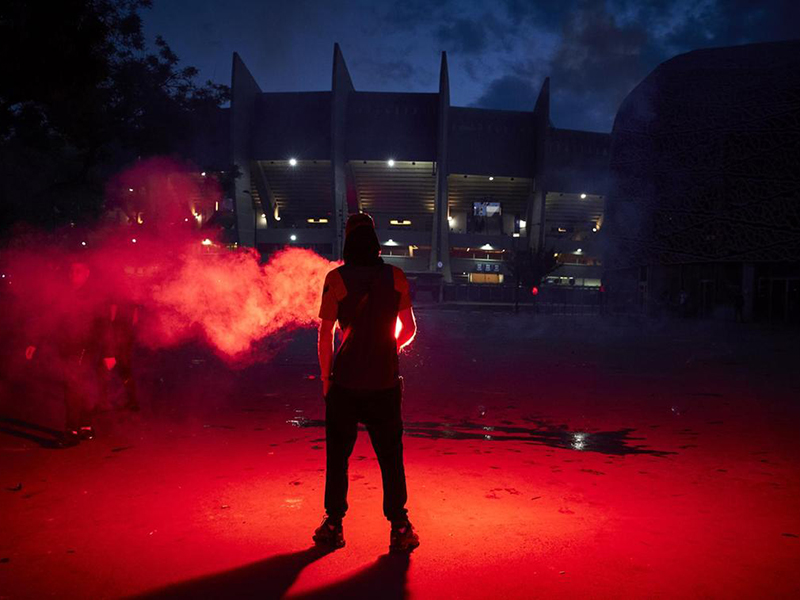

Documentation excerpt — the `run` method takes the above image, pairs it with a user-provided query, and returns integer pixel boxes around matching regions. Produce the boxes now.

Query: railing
[440,283,604,313]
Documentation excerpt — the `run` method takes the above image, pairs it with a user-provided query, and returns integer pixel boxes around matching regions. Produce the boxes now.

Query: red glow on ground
[1,315,799,598]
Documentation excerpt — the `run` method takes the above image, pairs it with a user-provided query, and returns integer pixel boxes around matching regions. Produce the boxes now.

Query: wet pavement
[1,311,799,598]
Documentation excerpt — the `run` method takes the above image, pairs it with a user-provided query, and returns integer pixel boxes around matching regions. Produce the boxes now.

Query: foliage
[0,0,229,232]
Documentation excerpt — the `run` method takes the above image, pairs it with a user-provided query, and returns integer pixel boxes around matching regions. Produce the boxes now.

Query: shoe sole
[389,541,420,553]
[313,536,345,549]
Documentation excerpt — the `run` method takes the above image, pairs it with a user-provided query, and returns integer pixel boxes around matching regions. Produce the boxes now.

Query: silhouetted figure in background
[314,213,420,552]
[109,299,140,411]
[733,290,745,322]
[26,261,115,446]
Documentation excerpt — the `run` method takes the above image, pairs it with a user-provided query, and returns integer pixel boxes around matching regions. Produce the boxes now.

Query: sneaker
[389,520,420,553]
[78,426,95,441]
[61,430,80,448]
[313,516,345,549]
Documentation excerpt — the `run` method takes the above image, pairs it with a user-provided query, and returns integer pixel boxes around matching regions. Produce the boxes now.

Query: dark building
[228,45,609,298]
[604,40,800,322]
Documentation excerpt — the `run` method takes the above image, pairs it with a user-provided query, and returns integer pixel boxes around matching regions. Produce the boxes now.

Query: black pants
[324,383,408,524]
[62,351,97,433]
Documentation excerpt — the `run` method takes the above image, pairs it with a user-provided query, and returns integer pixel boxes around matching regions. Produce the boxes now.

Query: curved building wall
[607,40,800,269]
[605,40,800,321]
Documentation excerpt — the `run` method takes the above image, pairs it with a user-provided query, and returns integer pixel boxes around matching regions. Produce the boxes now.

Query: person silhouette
[26,260,115,445]
[314,213,419,553]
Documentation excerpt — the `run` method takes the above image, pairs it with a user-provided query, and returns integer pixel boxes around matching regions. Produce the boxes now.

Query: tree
[0,0,229,232]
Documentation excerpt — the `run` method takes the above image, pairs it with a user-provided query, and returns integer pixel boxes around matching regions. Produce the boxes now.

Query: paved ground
[1,310,799,598]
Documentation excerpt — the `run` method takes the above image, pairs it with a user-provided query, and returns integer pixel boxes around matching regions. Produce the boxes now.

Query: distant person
[733,290,744,322]
[314,213,420,553]
[109,299,140,411]
[26,261,115,446]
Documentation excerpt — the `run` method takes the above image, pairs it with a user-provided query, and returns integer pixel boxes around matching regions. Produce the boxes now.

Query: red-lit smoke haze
[149,247,335,358]
[0,158,338,366]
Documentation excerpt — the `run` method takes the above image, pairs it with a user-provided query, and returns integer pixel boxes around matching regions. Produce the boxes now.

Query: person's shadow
[295,552,410,600]
[134,546,331,599]
[0,417,63,449]
[133,548,410,600]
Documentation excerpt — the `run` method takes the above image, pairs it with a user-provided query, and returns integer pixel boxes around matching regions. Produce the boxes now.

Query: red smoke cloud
[1,158,338,368]
[147,246,335,359]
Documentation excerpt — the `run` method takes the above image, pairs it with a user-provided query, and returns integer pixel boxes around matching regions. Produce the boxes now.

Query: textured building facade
[605,40,800,322]
[228,45,609,297]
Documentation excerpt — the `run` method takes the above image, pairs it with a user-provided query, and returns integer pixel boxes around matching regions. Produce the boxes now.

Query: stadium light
[289,158,298,167]
[290,234,297,241]
[387,159,395,167]
[580,193,587,199]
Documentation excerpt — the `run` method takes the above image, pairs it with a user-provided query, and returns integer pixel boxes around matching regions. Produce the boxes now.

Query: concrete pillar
[430,52,452,282]
[252,160,278,227]
[230,53,262,247]
[531,78,550,253]
[331,43,354,260]
[526,187,546,252]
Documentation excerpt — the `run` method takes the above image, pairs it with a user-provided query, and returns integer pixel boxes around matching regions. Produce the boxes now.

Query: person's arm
[392,267,416,353]
[396,307,417,352]
[318,319,335,396]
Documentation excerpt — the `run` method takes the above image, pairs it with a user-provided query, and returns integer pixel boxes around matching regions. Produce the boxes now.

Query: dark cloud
[502,0,572,27]
[142,0,800,132]
[437,18,488,54]
[383,0,453,28]
[474,0,800,130]
[472,74,539,111]
[547,2,651,129]
[352,57,420,86]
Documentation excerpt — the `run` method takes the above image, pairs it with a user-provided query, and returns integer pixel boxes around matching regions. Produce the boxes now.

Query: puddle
[287,418,674,456]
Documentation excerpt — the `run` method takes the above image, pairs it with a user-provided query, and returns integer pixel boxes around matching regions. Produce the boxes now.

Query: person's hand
[322,377,331,397]
[103,357,116,370]
[25,346,36,360]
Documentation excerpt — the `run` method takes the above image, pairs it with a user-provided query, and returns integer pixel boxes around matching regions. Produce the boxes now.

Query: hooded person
[313,212,419,552]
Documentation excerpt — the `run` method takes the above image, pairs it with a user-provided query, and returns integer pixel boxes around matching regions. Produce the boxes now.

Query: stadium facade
[605,40,800,322]
[226,45,610,299]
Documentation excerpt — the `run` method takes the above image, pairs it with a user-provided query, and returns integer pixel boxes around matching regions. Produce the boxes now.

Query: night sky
[143,0,799,132]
